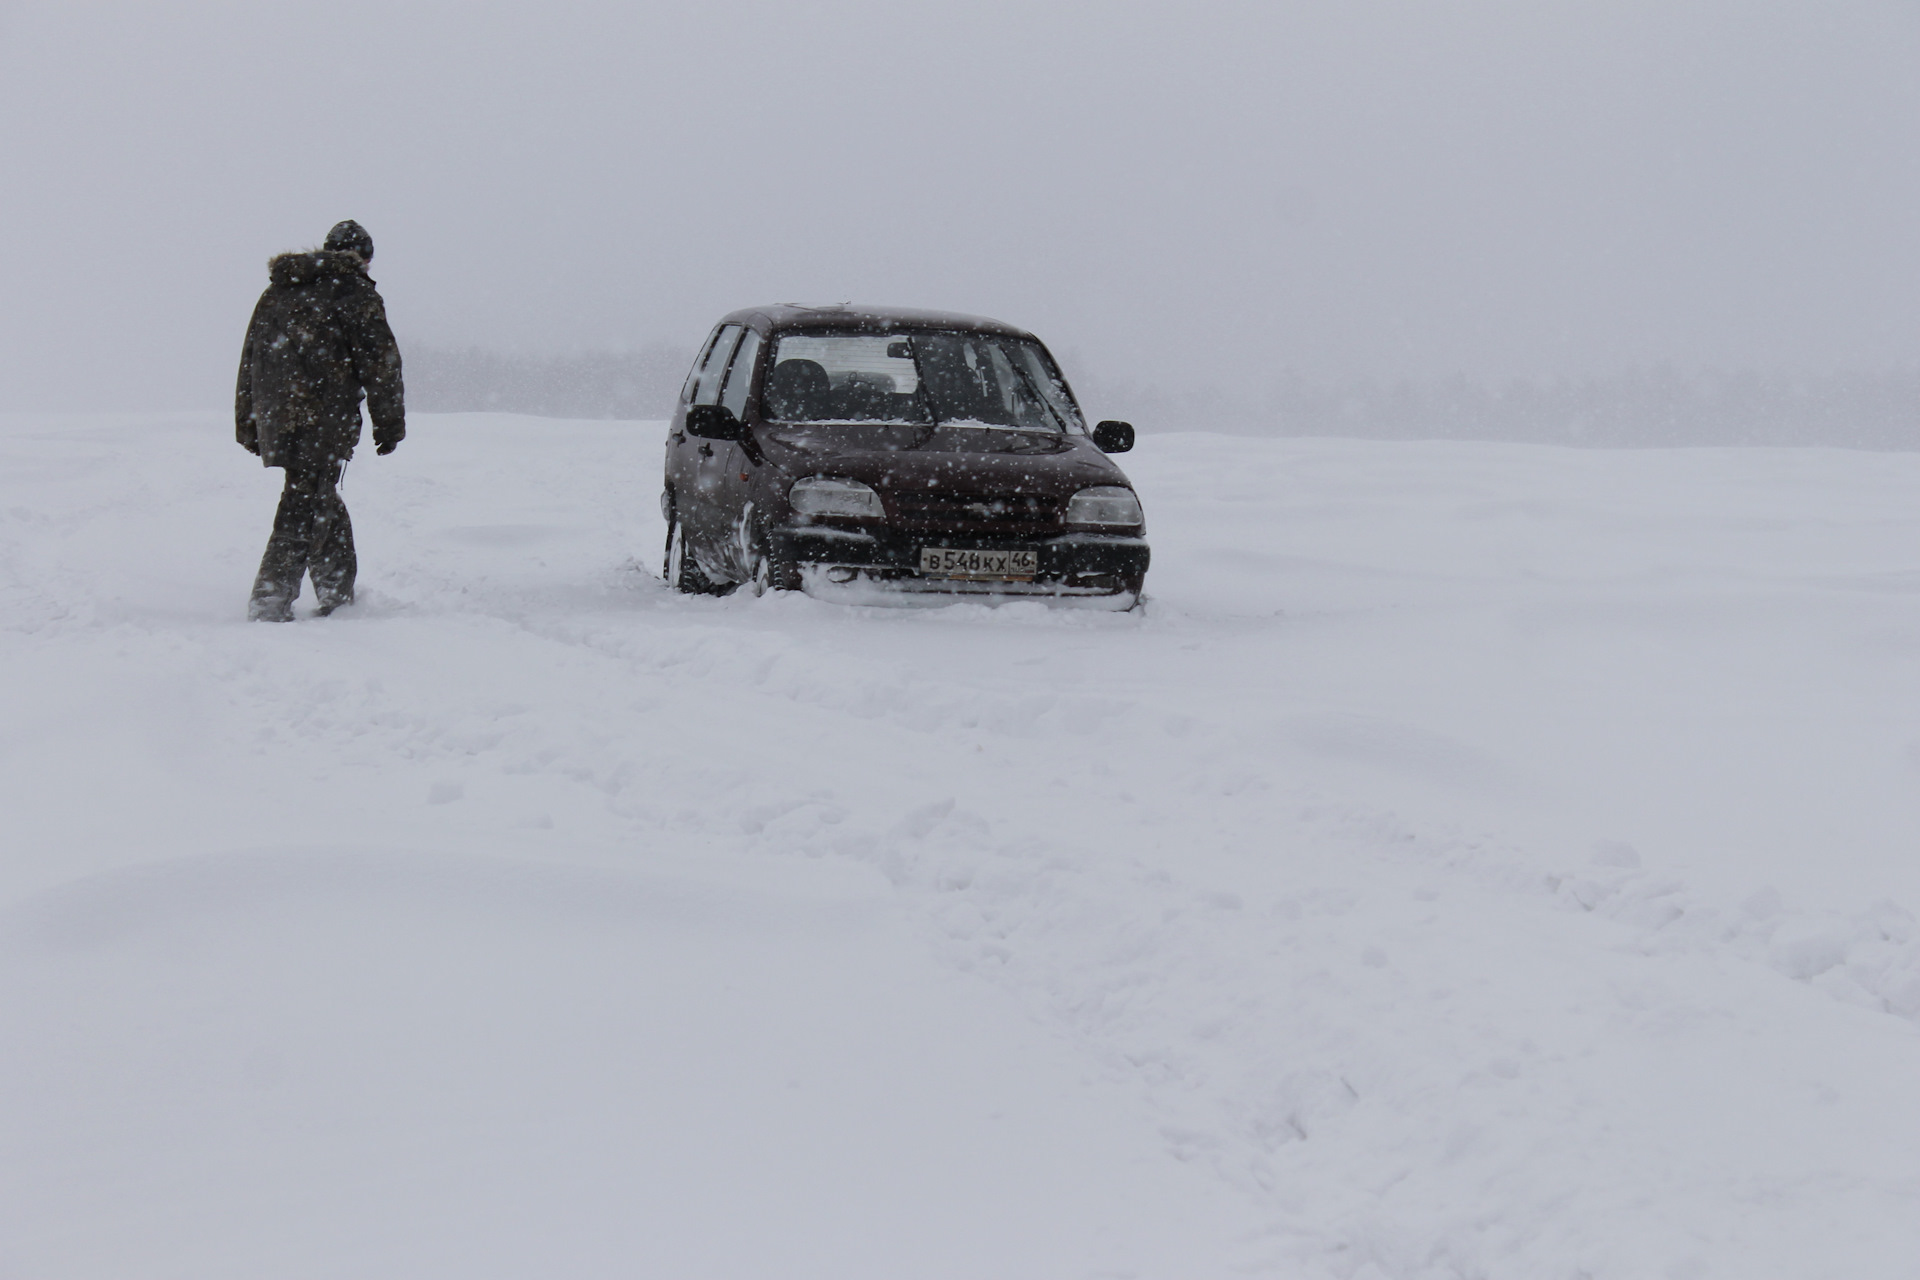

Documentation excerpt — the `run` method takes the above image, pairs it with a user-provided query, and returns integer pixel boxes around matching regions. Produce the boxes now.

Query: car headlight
[1063,485,1143,528]
[789,476,885,520]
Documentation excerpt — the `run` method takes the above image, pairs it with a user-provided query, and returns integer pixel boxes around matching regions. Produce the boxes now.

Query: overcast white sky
[1,0,1916,412]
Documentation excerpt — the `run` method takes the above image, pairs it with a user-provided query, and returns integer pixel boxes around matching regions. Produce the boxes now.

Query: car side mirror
[1092,420,1135,453]
[686,404,745,441]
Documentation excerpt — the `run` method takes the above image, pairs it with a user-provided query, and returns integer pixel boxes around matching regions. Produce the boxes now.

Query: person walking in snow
[235,219,405,621]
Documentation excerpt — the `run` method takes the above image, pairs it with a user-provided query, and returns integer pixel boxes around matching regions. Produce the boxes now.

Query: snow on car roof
[719,303,1038,340]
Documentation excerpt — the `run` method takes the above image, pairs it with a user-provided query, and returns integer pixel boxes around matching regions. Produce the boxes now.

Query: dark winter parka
[235,250,404,471]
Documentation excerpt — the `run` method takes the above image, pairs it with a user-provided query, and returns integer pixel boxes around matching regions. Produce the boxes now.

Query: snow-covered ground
[4,411,1920,1279]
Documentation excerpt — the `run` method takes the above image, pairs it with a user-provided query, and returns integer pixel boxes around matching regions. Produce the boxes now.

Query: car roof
[717,303,1038,341]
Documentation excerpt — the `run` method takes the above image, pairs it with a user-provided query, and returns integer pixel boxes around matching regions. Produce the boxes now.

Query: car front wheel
[664,503,720,594]
[747,526,801,596]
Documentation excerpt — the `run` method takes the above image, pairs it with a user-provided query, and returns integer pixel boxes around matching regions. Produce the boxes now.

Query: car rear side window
[689,325,743,406]
[719,329,763,419]
[680,327,723,403]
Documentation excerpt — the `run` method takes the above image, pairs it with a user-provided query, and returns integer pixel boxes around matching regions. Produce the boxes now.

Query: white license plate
[918,546,1039,579]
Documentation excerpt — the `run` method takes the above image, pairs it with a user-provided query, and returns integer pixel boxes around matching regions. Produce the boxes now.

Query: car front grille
[887,491,1061,532]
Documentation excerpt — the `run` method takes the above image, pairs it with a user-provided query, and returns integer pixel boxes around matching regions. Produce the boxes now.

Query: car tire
[747,529,801,596]
[664,504,720,594]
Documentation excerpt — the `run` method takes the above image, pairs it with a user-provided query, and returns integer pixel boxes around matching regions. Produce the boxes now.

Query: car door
[668,324,743,549]
[710,327,764,578]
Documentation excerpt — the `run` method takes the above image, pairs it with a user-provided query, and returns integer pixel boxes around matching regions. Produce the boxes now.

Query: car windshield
[763,331,1085,432]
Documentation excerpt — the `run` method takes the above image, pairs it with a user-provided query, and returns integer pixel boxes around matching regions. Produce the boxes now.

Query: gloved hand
[376,438,400,455]
[374,424,404,456]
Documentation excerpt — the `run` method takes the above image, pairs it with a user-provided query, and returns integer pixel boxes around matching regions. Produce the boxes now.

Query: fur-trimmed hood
[267,249,368,289]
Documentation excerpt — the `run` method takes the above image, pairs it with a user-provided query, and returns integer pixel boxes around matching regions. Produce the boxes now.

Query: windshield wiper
[1001,353,1071,433]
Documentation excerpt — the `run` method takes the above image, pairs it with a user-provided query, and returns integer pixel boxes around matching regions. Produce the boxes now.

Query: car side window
[690,325,743,406]
[719,329,763,420]
[680,327,725,404]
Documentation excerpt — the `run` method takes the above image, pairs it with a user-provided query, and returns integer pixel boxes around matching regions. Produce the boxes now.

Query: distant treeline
[406,343,1920,448]
[1086,366,1920,448]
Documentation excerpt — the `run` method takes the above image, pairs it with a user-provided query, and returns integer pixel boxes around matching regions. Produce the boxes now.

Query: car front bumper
[769,525,1150,595]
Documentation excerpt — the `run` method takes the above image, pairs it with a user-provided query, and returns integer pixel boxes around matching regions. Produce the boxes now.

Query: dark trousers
[249,464,356,619]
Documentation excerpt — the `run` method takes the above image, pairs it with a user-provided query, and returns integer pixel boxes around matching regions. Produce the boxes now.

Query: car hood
[759,423,1133,495]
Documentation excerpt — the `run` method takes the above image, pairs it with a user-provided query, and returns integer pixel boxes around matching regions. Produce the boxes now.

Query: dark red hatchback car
[661,304,1149,605]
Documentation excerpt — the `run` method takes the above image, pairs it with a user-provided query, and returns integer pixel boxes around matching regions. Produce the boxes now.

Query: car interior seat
[765,358,831,420]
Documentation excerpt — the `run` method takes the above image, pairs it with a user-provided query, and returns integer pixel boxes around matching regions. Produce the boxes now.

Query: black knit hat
[323,219,374,260]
